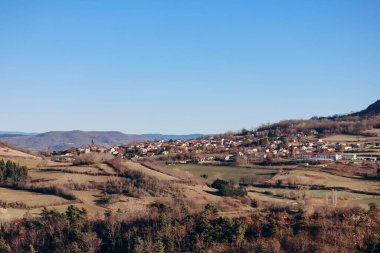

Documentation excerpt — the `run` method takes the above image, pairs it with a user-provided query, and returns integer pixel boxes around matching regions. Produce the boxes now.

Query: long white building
[296,152,342,161]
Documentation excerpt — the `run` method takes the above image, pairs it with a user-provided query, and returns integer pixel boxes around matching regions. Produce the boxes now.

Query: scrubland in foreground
[0,201,379,253]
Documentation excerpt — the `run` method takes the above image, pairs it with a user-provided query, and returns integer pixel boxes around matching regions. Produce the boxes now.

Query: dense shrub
[104,160,179,198]
[211,179,247,197]
[211,179,229,189]
[73,153,113,165]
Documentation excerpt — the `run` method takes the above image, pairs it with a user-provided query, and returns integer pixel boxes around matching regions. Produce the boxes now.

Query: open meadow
[0,187,70,208]
[272,169,380,193]
[168,164,277,182]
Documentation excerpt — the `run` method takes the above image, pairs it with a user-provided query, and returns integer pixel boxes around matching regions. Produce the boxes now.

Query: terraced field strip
[0,157,43,169]
[0,187,70,207]
[29,203,106,218]
[95,163,117,175]
[45,165,103,174]
[248,186,380,206]
[274,170,380,193]
[28,170,114,184]
[322,134,380,142]
[0,147,40,159]
[248,190,293,203]
[170,164,277,182]
[123,161,178,181]
[71,189,107,213]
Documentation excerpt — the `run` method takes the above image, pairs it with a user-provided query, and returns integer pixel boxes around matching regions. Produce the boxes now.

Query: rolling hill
[0,131,206,150]
[0,141,41,160]
[0,131,38,138]
[354,99,380,116]
[0,131,147,150]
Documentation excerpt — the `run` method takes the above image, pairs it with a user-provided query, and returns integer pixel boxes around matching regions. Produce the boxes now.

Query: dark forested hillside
[354,99,380,116]
[255,99,380,137]
[256,116,380,137]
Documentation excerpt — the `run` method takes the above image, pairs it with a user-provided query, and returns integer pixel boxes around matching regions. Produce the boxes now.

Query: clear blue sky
[1,1,379,134]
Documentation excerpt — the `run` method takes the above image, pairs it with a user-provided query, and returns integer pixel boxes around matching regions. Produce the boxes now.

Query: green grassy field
[168,164,277,182]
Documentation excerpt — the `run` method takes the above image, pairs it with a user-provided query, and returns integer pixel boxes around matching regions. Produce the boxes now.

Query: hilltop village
[51,129,379,165]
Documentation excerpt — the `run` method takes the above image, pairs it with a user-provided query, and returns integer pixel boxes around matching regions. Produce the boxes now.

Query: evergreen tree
[0,239,11,253]
[154,237,165,253]
[132,237,144,253]
[0,160,28,185]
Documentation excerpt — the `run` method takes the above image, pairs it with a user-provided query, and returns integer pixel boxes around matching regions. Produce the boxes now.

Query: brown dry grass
[73,153,114,165]
[0,187,70,207]
[122,161,178,181]
[58,165,103,174]
[364,128,380,136]
[323,134,380,142]
[0,146,42,169]
[95,163,117,175]
[273,170,380,193]
[0,147,40,159]
[142,161,209,184]
[28,170,114,185]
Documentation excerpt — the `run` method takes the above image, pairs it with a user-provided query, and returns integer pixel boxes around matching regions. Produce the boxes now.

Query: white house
[342,154,357,160]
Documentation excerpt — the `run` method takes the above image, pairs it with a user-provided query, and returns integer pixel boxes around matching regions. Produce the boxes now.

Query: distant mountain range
[0,131,38,137]
[142,133,205,141]
[0,131,205,150]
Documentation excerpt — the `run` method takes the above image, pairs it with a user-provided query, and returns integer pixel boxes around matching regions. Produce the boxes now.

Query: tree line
[256,117,380,137]
[0,160,28,185]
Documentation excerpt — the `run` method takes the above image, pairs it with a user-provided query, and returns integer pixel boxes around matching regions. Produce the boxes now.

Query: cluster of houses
[51,132,378,163]
[51,145,123,162]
